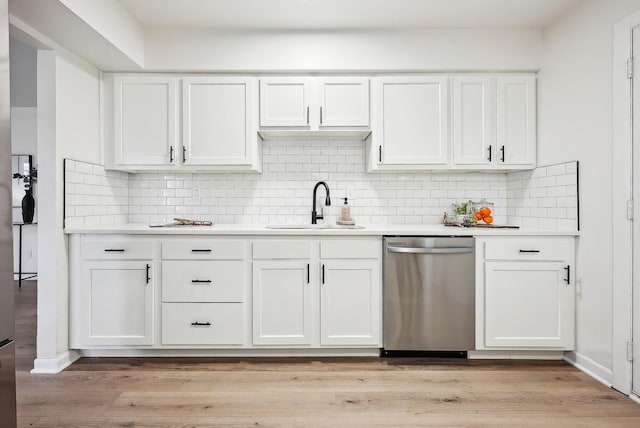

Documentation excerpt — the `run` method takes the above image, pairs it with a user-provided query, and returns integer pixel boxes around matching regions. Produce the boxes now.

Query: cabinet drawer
[162,240,245,260]
[253,240,312,259]
[161,303,243,345]
[483,238,574,261]
[162,261,244,302]
[320,240,380,259]
[82,238,153,260]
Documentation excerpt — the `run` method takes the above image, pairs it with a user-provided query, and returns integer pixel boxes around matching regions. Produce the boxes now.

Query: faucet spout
[311,181,331,224]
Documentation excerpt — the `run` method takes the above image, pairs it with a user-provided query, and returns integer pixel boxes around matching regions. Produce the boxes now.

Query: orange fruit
[483,215,494,224]
[479,207,492,217]
[474,212,483,220]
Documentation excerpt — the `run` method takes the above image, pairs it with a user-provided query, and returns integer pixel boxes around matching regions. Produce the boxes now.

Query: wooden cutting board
[445,223,520,229]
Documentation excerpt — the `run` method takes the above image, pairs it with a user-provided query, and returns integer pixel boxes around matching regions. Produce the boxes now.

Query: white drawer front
[320,240,380,259]
[253,240,312,259]
[162,261,245,302]
[162,240,245,260]
[162,303,244,345]
[82,238,153,260]
[483,238,574,261]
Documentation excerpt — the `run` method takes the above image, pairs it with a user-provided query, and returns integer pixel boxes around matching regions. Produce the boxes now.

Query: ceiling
[118,0,586,31]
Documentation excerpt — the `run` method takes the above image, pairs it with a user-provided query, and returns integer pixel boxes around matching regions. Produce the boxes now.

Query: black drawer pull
[190,321,211,327]
[191,279,212,284]
[104,249,125,252]
[191,249,212,253]
[519,250,540,253]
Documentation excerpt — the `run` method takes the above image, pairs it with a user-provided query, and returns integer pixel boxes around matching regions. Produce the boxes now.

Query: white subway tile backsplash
[64,145,579,231]
[505,161,579,231]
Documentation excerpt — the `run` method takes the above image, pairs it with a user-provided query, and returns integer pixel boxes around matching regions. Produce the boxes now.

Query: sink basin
[265,224,365,230]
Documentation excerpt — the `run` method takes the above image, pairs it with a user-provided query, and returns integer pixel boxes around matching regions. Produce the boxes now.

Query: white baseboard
[78,348,381,358]
[31,350,81,374]
[563,351,613,387]
[468,350,564,360]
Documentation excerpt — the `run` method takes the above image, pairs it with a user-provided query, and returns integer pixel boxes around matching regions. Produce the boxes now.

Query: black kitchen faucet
[311,181,331,224]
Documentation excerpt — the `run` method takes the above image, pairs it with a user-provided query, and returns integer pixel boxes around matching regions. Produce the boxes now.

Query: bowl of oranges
[469,200,495,225]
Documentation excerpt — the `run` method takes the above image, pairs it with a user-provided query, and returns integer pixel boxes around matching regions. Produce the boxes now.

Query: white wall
[9,36,36,107]
[10,36,38,280]
[144,28,542,72]
[34,47,101,372]
[538,0,640,374]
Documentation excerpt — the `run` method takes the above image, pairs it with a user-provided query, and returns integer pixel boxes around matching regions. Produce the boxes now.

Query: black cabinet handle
[104,249,125,252]
[191,279,212,284]
[487,145,492,162]
[146,264,150,284]
[564,265,570,284]
[500,145,505,162]
[306,263,310,284]
[170,146,174,163]
[519,249,540,253]
[190,321,211,327]
[322,264,325,284]
[378,145,382,163]
[306,106,310,124]
[191,249,212,253]
[320,106,323,125]
[182,146,186,163]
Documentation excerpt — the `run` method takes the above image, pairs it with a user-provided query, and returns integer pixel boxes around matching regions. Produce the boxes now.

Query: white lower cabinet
[162,303,243,345]
[252,238,382,348]
[252,259,313,345]
[320,260,380,346]
[71,236,156,347]
[161,238,248,347]
[72,235,382,351]
[476,237,575,350]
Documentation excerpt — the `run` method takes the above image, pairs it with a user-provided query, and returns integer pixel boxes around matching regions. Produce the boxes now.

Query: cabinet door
[496,76,536,166]
[452,76,495,166]
[113,76,176,166]
[182,77,255,165]
[252,260,313,345]
[82,261,154,346]
[260,77,312,127]
[484,261,574,349]
[318,77,369,127]
[377,76,449,165]
[320,260,380,346]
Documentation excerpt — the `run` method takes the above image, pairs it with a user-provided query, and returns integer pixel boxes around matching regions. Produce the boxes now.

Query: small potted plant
[13,166,37,224]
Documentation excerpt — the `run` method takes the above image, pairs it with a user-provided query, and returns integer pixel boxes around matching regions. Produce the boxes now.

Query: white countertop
[64,223,580,237]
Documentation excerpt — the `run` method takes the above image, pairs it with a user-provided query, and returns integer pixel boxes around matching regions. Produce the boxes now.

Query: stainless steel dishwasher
[383,236,475,357]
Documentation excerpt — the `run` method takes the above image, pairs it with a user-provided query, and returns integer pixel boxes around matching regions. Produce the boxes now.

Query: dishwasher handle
[387,246,473,254]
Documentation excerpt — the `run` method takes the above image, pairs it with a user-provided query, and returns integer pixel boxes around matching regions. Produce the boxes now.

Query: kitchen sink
[265,224,366,230]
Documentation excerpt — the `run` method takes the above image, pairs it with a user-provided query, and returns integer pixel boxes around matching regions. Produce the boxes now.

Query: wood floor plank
[13,281,640,427]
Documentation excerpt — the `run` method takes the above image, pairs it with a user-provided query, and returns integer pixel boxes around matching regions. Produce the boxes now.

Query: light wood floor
[14,282,640,427]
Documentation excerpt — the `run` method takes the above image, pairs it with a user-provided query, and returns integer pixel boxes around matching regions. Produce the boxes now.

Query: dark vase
[21,188,35,224]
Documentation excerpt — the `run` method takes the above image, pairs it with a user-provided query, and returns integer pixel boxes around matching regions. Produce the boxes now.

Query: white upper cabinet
[452,76,495,166]
[317,77,369,127]
[496,75,536,167]
[113,75,177,167]
[107,74,261,172]
[259,77,370,131]
[182,77,258,167]
[370,76,449,169]
[259,77,313,127]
